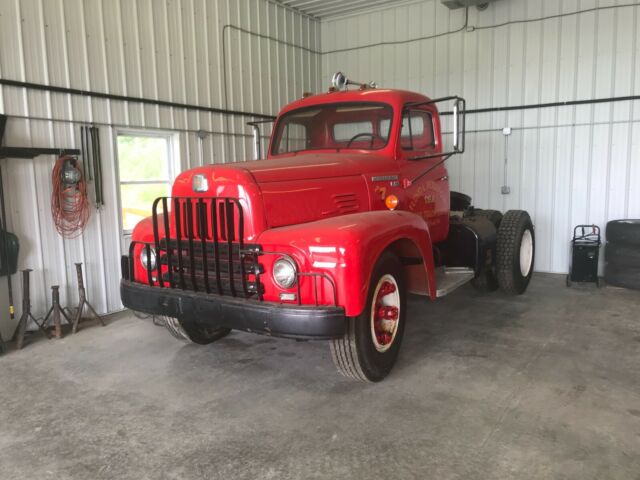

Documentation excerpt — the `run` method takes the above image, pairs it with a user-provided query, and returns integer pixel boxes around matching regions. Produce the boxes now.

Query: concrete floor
[0,273,639,480]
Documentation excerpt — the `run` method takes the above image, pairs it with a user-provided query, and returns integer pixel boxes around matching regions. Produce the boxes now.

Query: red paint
[373,282,399,347]
[129,87,450,317]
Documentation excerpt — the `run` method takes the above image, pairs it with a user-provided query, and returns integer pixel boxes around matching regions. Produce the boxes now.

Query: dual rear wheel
[472,209,535,295]
[496,210,535,295]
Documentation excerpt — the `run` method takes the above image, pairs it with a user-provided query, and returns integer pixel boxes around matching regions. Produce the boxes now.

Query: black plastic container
[567,225,601,287]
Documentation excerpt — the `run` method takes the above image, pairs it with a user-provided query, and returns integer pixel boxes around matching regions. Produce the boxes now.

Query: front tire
[330,252,406,382]
[496,210,535,295]
[160,315,231,345]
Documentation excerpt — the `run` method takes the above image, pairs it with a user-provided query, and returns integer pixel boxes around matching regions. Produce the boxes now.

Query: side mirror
[452,97,466,153]
[406,96,466,161]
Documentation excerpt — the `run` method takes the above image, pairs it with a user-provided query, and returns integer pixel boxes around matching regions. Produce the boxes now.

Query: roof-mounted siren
[331,72,377,91]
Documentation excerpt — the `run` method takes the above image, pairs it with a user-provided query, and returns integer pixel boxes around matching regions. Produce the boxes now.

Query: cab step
[435,267,475,298]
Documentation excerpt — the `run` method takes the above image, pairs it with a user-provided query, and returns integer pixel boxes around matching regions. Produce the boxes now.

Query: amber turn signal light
[385,194,399,210]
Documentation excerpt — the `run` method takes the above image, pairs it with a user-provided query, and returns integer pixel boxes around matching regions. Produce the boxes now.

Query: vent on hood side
[332,193,359,214]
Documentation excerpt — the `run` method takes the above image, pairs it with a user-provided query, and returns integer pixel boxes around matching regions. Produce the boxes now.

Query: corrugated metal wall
[0,0,320,336]
[321,0,640,274]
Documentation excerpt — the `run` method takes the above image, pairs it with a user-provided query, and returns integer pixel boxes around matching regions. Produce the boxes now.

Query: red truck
[121,73,535,382]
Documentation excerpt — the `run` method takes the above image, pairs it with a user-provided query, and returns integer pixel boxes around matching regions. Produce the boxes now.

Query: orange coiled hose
[51,155,90,238]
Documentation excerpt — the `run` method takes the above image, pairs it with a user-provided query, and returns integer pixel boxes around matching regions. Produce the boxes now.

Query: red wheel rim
[370,274,400,352]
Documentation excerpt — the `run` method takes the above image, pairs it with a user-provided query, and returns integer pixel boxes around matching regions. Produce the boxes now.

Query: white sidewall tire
[496,210,535,295]
[330,252,406,382]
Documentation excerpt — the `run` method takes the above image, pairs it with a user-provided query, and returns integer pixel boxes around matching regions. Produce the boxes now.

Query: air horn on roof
[331,72,377,91]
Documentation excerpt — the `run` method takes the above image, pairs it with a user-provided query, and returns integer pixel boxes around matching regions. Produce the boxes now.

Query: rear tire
[160,315,231,345]
[606,219,640,245]
[605,243,640,268]
[496,210,535,295]
[330,252,406,382]
[604,264,640,290]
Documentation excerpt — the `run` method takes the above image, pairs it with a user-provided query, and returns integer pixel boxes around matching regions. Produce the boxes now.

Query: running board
[435,267,475,298]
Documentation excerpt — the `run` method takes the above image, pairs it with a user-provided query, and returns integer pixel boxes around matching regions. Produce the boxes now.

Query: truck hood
[173,153,396,232]
[241,152,392,183]
[247,153,394,228]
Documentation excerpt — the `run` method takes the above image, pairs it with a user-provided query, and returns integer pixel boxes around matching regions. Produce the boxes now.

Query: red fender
[256,210,436,317]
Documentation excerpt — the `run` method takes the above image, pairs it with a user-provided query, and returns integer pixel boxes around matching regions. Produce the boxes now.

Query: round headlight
[140,247,157,271]
[273,257,297,289]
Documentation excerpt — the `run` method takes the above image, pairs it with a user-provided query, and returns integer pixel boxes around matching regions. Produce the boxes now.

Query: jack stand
[42,285,70,339]
[15,269,50,349]
[71,263,105,334]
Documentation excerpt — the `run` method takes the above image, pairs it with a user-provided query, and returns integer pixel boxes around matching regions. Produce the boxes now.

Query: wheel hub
[370,275,400,352]
[520,229,534,277]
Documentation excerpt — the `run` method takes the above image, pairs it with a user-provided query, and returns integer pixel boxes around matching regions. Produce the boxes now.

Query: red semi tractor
[121,73,535,382]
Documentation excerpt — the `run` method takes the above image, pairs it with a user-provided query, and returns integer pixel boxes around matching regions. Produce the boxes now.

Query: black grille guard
[123,196,338,306]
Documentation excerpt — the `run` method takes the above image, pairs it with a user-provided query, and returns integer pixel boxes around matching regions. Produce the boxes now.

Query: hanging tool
[71,263,105,333]
[80,126,87,179]
[82,125,93,181]
[94,126,104,206]
[51,155,90,238]
[81,125,103,208]
[90,126,103,207]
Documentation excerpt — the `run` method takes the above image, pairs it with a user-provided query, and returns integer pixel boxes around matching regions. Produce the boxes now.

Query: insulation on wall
[0,0,320,336]
[321,0,640,274]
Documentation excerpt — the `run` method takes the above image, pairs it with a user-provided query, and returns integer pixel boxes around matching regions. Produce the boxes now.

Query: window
[400,110,434,150]
[275,122,308,154]
[333,121,373,141]
[271,103,393,154]
[117,132,178,233]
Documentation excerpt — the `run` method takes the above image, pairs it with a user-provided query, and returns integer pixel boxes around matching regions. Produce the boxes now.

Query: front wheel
[330,252,406,382]
[160,315,231,345]
[496,210,535,295]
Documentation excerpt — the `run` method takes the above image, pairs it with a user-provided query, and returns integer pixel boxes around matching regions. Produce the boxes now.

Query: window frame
[115,129,180,236]
[270,102,394,155]
[278,122,309,155]
[400,108,436,152]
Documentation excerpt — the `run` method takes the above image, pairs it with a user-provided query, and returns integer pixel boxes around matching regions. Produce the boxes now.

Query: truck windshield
[271,102,393,155]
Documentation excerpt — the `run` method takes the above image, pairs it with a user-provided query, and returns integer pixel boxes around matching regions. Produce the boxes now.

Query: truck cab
[269,89,451,239]
[121,74,535,382]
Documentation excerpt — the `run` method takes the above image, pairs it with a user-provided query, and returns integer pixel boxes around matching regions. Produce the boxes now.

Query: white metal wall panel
[321,0,640,274]
[0,0,320,337]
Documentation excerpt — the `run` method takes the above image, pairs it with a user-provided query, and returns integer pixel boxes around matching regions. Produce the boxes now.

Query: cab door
[397,106,450,242]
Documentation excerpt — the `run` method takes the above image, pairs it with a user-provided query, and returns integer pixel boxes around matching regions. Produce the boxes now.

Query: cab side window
[276,122,308,154]
[400,110,434,150]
